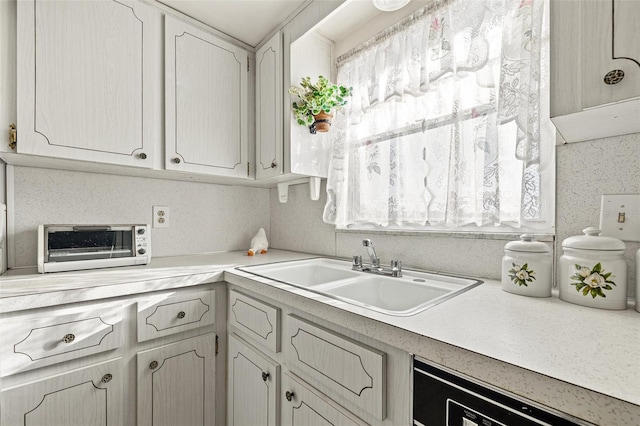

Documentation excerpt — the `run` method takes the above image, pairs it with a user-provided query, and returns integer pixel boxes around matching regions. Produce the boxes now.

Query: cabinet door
[137,334,216,426]
[282,372,369,426]
[1,358,123,426]
[16,0,160,167]
[580,0,640,109]
[165,15,249,178]
[256,31,283,179]
[227,333,280,426]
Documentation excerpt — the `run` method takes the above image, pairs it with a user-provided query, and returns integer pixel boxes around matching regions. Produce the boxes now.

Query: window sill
[334,228,555,242]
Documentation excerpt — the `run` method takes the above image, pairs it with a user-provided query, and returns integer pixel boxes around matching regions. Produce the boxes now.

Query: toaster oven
[37,224,150,273]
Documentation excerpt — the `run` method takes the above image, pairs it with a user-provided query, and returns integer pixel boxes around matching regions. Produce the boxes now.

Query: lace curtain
[323,0,554,230]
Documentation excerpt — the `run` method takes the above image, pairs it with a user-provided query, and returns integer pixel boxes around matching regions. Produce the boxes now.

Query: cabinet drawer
[229,290,280,353]
[137,289,215,342]
[0,305,122,377]
[286,315,386,420]
[1,358,123,426]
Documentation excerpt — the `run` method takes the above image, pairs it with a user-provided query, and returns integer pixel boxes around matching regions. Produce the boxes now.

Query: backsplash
[271,132,640,298]
[270,180,507,280]
[7,131,639,299]
[10,166,271,268]
[556,132,640,299]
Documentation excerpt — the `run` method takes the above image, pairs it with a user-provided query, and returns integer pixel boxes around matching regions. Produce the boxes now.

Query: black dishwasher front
[413,358,589,426]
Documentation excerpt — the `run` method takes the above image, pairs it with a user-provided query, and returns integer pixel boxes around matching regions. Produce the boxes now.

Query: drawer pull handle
[62,334,75,344]
[270,161,277,168]
[177,311,186,319]
[138,152,147,160]
[172,157,181,164]
[285,391,294,402]
[262,372,269,382]
[604,69,624,85]
[101,374,113,384]
[149,361,158,370]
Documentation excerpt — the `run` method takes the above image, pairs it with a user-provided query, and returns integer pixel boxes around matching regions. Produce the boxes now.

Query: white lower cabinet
[137,333,216,426]
[227,333,280,426]
[1,358,123,426]
[0,286,221,426]
[227,288,409,426]
[282,371,369,426]
[286,315,386,420]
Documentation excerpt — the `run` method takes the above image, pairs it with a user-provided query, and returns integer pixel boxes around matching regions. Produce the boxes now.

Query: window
[323,0,554,232]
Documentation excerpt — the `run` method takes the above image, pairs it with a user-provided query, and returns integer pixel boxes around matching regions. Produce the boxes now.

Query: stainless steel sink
[237,258,482,316]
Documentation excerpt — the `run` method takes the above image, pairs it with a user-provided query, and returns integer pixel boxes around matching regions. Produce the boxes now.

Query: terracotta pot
[311,111,333,133]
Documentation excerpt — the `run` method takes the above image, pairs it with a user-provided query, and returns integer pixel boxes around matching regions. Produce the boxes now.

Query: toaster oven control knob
[137,228,145,235]
[138,248,146,255]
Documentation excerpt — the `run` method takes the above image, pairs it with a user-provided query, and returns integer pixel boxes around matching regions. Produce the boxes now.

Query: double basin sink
[237,258,482,316]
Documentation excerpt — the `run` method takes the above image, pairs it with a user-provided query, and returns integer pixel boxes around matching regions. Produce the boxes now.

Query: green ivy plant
[288,76,352,127]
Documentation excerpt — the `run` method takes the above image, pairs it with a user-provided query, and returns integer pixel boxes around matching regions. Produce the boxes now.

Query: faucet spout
[362,239,380,268]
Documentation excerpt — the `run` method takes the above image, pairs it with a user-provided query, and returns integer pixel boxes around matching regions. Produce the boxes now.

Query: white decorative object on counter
[559,227,627,310]
[247,228,269,256]
[501,234,552,297]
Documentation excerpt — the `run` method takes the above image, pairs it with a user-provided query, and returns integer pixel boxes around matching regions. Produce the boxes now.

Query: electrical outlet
[599,194,640,241]
[153,206,169,228]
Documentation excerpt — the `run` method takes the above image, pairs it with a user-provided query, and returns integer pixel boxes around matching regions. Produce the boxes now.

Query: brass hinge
[215,334,219,356]
[247,57,250,72]
[9,123,17,150]
[247,162,250,176]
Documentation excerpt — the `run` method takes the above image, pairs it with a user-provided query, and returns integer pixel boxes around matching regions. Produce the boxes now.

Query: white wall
[270,132,640,298]
[9,166,270,268]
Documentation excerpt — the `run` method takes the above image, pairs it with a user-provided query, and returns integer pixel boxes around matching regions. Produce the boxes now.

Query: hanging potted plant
[289,76,351,134]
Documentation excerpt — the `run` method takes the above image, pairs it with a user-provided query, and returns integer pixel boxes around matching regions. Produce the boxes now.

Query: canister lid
[505,234,551,253]
[561,227,626,251]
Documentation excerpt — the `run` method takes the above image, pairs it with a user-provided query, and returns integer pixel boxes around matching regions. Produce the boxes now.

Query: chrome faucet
[352,239,402,277]
[362,239,380,267]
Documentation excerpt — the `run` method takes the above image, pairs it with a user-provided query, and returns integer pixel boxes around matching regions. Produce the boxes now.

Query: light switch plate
[599,194,640,241]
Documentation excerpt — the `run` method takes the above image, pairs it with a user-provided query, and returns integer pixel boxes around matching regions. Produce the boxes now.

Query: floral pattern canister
[501,235,552,297]
[559,227,627,310]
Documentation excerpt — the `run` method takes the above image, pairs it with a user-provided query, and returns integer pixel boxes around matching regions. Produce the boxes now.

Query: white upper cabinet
[16,0,160,167]
[551,0,640,142]
[256,31,283,180]
[165,15,249,178]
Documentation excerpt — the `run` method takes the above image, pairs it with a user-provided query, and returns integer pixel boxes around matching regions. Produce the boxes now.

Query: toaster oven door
[45,226,135,262]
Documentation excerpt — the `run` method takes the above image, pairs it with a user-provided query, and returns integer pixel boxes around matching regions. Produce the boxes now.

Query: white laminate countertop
[1,249,639,425]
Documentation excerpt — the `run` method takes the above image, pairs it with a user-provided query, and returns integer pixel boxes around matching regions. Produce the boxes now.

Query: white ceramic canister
[559,227,627,310]
[501,234,552,297]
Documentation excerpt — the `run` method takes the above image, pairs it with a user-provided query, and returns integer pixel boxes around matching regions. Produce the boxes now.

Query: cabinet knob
[177,311,186,319]
[172,157,181,164]
[138,152,147,160]
[604,69,625,85]
[262,372,269,382]
[285,391,294,402]
[62,333,75,344]
[149,361,158,370]
[270,161,277,169]
[101,374,113,384]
